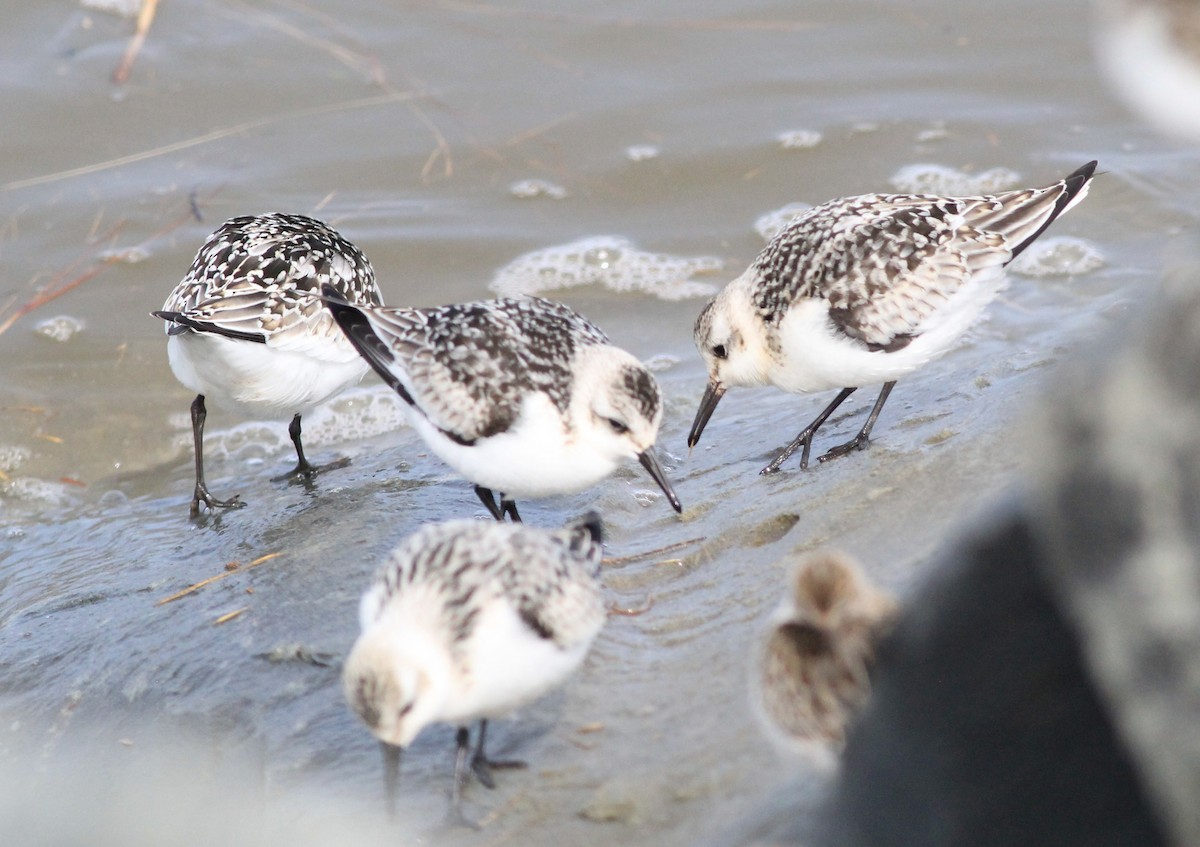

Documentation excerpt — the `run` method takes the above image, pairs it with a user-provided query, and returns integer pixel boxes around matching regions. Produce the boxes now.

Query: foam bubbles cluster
[35,315,85,342]
[300,386,412,446]
[509,179,567,200]
[777,129,823,149]
[490,236,723,301]
[0,445,31,474]
[1009,237,1106,278]
[175,386,410,463]
[889,164,1021,195]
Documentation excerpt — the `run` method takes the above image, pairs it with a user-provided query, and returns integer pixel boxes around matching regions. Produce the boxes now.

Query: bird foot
[817,434,871,463]
[470,754,527,790]
[190,484,245,517]
[760,434,815,475]
[271,455,351,483]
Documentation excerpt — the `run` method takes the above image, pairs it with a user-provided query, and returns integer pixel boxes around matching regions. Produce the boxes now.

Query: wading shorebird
[343,514,607,826]
[153,213,383,515]
[754,550,897,761]
[689,161,1097,474]
[322,286,682,521]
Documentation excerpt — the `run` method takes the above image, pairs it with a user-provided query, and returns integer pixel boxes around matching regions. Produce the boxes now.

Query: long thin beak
[638,449,683,514]
[381,741,402,821]
[687,381,725,449]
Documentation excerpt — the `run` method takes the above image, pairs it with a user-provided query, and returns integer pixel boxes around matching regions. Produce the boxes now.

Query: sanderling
[342,513,607,825]
[689,161,1097,474]
[321,286,682,520]
[153,213,383,516]
[753,551,896,761]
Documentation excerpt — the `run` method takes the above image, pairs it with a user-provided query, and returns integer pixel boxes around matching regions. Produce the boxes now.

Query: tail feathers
[962,161,1096,264]
[1005,160,1097,262]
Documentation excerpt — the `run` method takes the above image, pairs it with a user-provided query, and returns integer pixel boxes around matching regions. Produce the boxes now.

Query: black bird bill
[687,381,726,450]
[637,449,683,513]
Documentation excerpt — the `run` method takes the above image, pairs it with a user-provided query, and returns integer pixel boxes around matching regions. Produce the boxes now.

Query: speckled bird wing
[159,213,381,351]
[361,520,605,653]
[750,165,1092,351]
[750,194,1009,351]
[349,297,610,444]
[497,523,606,649]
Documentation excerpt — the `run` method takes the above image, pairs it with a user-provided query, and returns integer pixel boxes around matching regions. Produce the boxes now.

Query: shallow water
[1,0,1197,843]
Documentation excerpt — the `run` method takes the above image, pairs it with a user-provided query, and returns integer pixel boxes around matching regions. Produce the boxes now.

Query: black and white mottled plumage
[342,514,607,824]
[152,214,383,516]
[689,161,1097,473]
[322,287,681,521]
[753,551,897,764]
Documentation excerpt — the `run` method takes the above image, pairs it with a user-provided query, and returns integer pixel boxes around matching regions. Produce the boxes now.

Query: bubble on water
[202,423,287,464]
[172,386,410,462]
[34,316,85,342]
[754,203,814,242]
[0,445,32,474]
[889,164,1021,195]
[625,145,660,162]
[777,130,822,150]
[1009,237,1106,278]
[2,477,75,507]
[509,179,568,200]
[97,489,129,509]
[490,236,723,301]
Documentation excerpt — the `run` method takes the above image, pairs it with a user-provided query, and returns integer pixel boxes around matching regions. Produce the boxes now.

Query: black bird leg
[272,413,350,482]
[188,394,244,516]
[817,381,897,464]
[447,727,478,828]
[760,386,858,475]
[500,497,522,523]
[469,719,526,789]
[474,486,522,522]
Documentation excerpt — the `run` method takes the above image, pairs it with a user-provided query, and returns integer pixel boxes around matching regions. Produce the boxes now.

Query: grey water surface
[1,1,1196,844]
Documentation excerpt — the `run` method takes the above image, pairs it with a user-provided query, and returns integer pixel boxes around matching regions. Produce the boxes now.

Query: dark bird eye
[607,417,630,435]
[712,344,727,359]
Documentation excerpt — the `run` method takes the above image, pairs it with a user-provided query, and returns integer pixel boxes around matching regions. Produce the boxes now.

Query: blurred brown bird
[754,550,898,758]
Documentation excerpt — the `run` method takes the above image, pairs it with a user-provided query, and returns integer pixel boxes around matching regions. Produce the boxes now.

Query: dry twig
[156,552,283,606]
[214,607,249,625]
[113,0,160,85]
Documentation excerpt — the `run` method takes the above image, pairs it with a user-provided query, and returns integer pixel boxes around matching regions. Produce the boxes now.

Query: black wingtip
[1070,160,1099,181]
[571,511,605,547]
[318,290,416,409]
[1006,160,1099,263]
[150,309,265,342]
[319,281,344,302]
[1064,160,1099,196]
[320,282,371,341]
